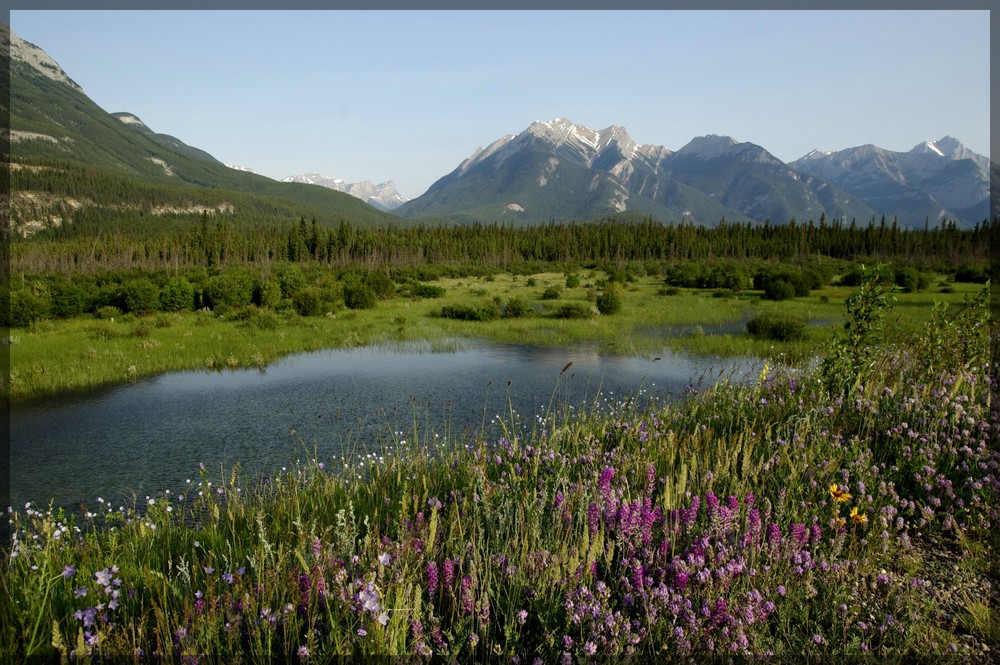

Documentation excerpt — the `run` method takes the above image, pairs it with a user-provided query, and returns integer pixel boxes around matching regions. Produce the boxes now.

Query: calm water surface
[11,342,761,513]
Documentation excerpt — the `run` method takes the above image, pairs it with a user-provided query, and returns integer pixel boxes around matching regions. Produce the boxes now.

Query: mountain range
[395,118,991,227]
[5,24,992,235]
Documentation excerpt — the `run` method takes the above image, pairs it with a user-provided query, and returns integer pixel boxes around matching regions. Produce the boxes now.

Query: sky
[9,9,992,201]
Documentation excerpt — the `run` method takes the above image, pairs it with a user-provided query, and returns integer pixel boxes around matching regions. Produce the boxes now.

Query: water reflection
[11,342,761,513]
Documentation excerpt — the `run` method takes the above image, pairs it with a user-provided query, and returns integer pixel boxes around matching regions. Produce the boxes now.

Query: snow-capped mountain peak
[282,173,408,211]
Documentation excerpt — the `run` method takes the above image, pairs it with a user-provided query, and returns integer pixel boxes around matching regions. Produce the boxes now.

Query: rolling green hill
[5,26,397,236]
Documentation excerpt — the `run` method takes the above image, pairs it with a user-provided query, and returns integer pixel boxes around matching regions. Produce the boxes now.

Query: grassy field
[6,270,983,404]
[3,276,996,660]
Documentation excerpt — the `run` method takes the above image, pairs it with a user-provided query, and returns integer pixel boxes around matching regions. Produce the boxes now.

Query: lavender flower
[426,561,439,595]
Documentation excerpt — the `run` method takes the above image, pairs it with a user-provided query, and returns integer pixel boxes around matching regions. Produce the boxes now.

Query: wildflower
[222,572,235,585]
[829,484,852,503]
[203,566,214,575]
[297,645,310,658]
[584,641,597,656]
[833,516,846,528]
[426,561,439,595]
[357,628,367,637]
[74,588,88,597]
[850,507,868,524]
[377,611,390,626]
[378,552,391,566]
[62,565,76,579]
[517,609,528,625]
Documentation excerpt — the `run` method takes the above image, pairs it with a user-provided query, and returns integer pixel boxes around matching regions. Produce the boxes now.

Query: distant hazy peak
[4,25,84,93]
[675,134,740,158]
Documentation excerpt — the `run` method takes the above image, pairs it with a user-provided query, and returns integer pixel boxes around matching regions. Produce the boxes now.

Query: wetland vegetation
[2,217,997,659]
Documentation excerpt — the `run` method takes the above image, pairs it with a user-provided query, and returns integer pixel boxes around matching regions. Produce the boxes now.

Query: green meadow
[7,270,984,404]
[3,273,996,660]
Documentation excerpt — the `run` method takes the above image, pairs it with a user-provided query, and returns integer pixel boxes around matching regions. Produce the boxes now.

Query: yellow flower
[830,483,852,503]
[850,506,867,524]
[833,516,846,528]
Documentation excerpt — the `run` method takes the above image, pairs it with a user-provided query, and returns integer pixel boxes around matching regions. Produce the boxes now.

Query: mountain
[396,118,875,226]
[396,118,746,224]
[789,138,989,227]
[4,25,395,237]
[282,174,408,211]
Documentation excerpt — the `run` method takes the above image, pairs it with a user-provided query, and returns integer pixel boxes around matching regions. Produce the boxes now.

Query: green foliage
[820,264,896,397]
[292,287,326,317]
[763,279,797,301]
[94,305,121,320]
[202,271,255,311]
[756,267,811,300]
[6,288,51,328]
[556,303,593,319]
[251,279,283,309]
[342,282,377,310]
[746,313,808,341]
[121,278,160,314]
[440,302,500,321]
[595,290,622,315]
[501,297,529,319]
[893,266,929,293]
[411,283,446,299]
[541,286,562,300]
[160,277,195,312]
[565,273,581,288]
[953,264,990,284]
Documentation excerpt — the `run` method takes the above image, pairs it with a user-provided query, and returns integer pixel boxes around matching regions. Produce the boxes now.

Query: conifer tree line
[11,213,993,276]
[4,211,993,329]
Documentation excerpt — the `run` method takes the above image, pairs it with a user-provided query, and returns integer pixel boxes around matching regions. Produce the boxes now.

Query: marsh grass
[3,282,995,660]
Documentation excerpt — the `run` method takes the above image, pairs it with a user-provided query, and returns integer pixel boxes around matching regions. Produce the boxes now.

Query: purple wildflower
[426,561,439,595]
[442,559,455,588]
[62,565,76,579]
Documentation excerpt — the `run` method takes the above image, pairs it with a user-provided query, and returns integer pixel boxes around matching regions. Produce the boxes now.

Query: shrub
[541,286,562,300]
[595,291,622,315]
[746,313,808,341]
[160,277,196,312]
[440,303,499,321]
[412,283,446,299]
[6,289,51,327]
[763,279,797,301]
[252,279,283,309]
[95,305,121,320]
[49,282,90,318]
[502,297,529,318]
[235,305,281,330]
[565,273,581,289]
[556,303,593,319]
[953,264,989,283]
[292,287,325,316]
[894,266,928,293]
[343,282,377,310]
[202,272,254,310]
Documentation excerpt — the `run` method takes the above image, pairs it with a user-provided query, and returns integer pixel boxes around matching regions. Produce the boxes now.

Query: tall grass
[3,282,995,660]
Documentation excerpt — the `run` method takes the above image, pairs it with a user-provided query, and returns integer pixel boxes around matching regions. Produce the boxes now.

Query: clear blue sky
[10,9,991,200]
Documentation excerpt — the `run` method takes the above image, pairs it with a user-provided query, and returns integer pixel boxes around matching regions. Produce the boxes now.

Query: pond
[10,341,762,514]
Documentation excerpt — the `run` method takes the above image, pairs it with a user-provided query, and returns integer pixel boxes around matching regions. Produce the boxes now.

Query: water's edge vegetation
[3,272,996,660]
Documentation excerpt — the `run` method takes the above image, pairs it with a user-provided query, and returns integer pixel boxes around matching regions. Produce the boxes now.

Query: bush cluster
[746,313,808,341]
